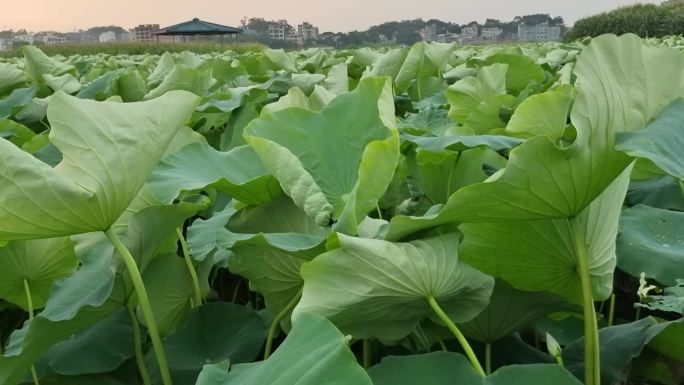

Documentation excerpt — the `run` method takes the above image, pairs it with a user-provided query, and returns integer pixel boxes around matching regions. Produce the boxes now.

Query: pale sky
[1,0,661,33]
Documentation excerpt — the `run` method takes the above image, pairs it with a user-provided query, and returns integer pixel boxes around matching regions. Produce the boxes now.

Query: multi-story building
[518,22,562,41]
[35,33,66,44]
[130,24,160,42]
[481,27,503,40]
[0,38,10,51]
[99,31,116,43]
[14,34,34,44]
[297,22,318,41]
[462,22,479,38]
[267,20,293,40]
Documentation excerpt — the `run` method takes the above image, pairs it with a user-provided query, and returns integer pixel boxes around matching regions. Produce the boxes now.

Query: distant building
[462,22,479,38]
[36,33,66,44]
[518,22,561,41]
[481,27,503,40]
[99,31,116,43]
[0,38,10,50]
[130,24,160,42]
[267,20,293,40]
[14,34,34,44]
[297,22,319,41]
[420,24,437,42]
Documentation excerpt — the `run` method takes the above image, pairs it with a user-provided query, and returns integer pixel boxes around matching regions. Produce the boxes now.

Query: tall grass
[0,41,265,58]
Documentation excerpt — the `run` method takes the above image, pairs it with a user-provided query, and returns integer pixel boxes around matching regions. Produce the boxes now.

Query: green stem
[176,228,202,308]
[23,279,40,385]
[127,305,152,385]
[264,287,303,359]
[635,306,641,321]
[608,294,616,327]
[427,296,485,376]
[485,342,492,375]
[376,205,383,220]
[570,219,600,385]
[105,229,173,385]
[363,339,371,369]
[555,354,564,367]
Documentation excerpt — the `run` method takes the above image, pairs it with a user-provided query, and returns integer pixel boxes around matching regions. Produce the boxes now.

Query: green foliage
[565,3,684,40]
[0,35,683,385]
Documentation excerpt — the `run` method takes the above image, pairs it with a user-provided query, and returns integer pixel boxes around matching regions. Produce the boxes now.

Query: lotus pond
[0,34,683,385]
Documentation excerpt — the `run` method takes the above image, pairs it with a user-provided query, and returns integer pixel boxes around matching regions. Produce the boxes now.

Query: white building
[481,27,503,40]
[297,22,318,41]
[518,22,562,41]
[268,20,292,40]
[99,31,116,43]
[462,23,479,38]
[14,34,34,44]
[0,38,10,51]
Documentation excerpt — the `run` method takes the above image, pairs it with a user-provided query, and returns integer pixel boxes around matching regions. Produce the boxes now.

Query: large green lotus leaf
[116,70,148,102]
[0,63,26,96]
[41,309,133,376]
[395,42,438,93]
[263,49,297,72]
[446,63,507,123]
[195,312,372,385]
[425,42,457,73]
[482,53,546,95]
[244,76,399,233]
[0,300,119,385]
[435,34,683,223]
[0,118,34,147]
[460,164,632,305]
[0,90,199,241]
[369,352,582,385]
[147,53,176,86]
[148,142,281,205]
[187,196,329,266]
[230,245,304,331]
[40,242,116,322]
[144,64,215,100]
[401,133,524,154]
[461,93,517,134]
[293,233,494,340]
[260,86,329,116]
[505,90,572,139]
[368,48,408,82]
[617,205,684,286]
[0,86,36,119]
[564,317,671,385]
[407,148,508,205]
[616,98,684,181]
[146,303,267,385]
[76,71,120,101]
[649,319,684,363]
[21,45,76,84]
[572,34,684,150]
[459,280,574,343]
[43,73,81,94]
[0,237,78,310]
[626,176,684,211]
[140,253,193,337]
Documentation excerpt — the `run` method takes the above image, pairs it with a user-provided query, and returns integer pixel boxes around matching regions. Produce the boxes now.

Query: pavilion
[153,18,243,46]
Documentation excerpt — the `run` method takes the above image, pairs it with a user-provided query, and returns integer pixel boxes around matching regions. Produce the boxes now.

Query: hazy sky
[1,0,661,33]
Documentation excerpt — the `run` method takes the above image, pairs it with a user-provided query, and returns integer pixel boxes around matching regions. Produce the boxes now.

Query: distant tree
[521,14,553,25]
[483,18,502,27]
[86,26,127,35]
[565,3,684,40]
[245,18,270,34]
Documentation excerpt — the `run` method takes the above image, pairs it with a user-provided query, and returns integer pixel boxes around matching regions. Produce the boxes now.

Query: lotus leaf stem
[106,229,173,385]
[264,287,303,359]
[23,279,40,385]
[127,304,153,385]
[427,296,485,376]
[176,228,202,307]
[363,339,371,369]
[485,342,492,375]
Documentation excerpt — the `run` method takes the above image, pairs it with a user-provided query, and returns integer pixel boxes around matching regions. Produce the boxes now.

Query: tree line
[565,1,684,41]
